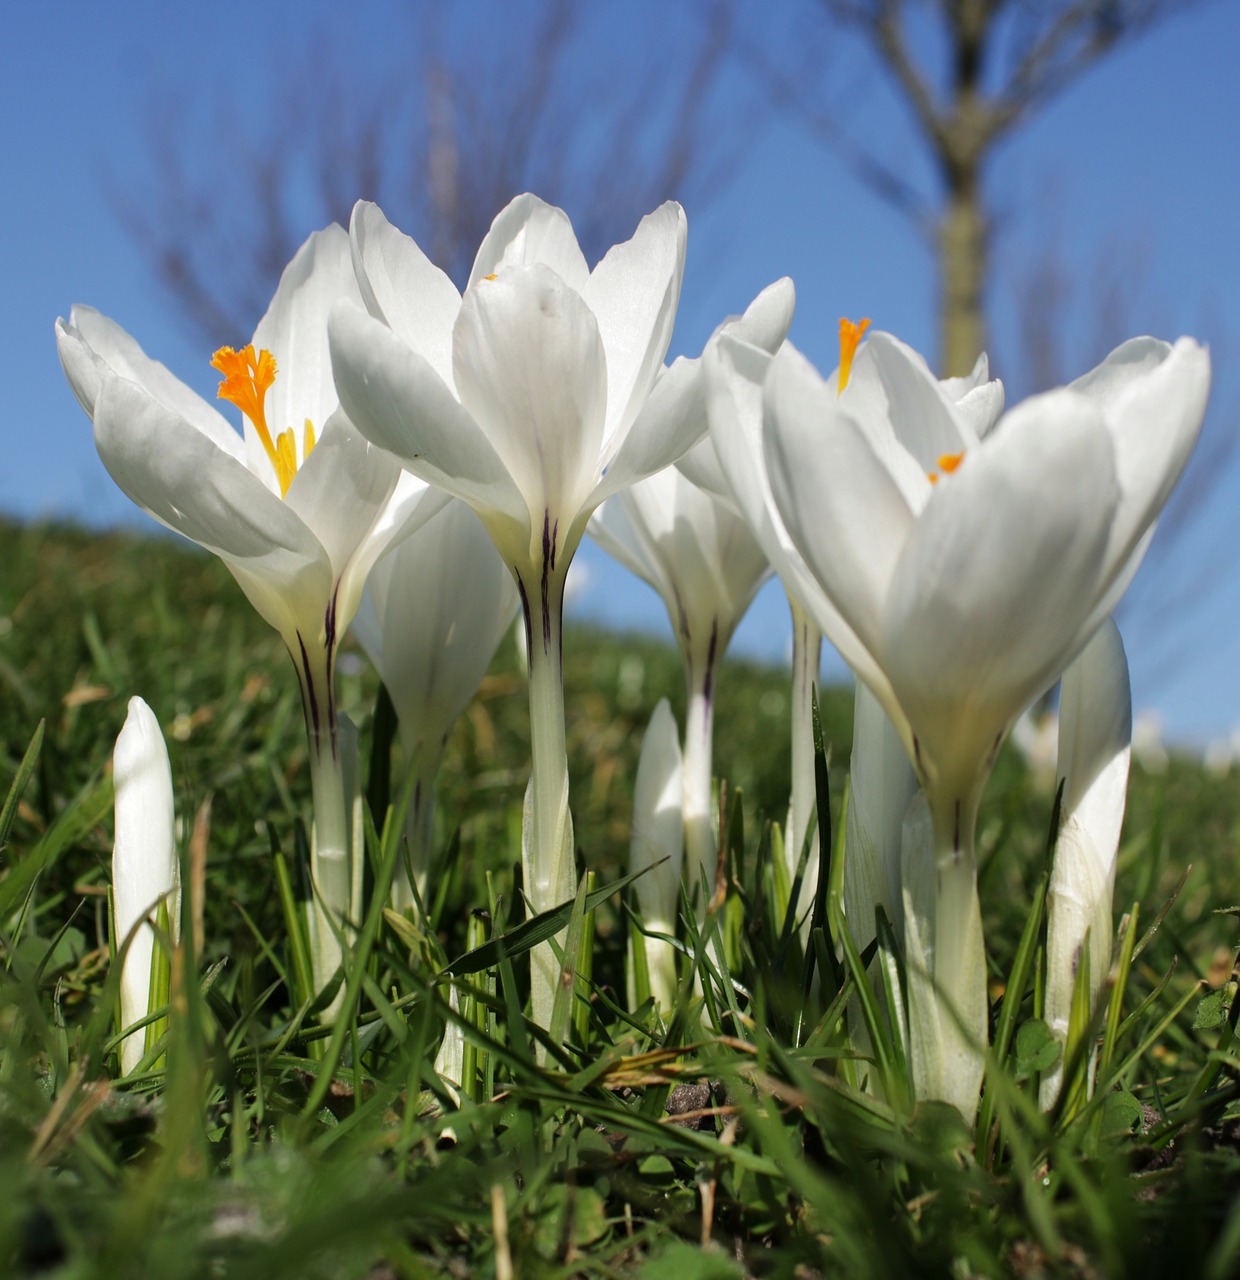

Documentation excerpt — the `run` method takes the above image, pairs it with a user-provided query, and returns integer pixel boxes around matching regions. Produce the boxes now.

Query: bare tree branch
[113,1,748,347]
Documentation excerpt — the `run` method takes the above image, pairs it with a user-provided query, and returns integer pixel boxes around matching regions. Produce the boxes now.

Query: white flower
[112,697,180,1076]
[327,194,694,1031]
[352,499,519,907]
[1042,618,1131,1110]
[328,195,695,579]
[629,698,685,1012]
[751,326,1207,1116]
[58,226,448,1002]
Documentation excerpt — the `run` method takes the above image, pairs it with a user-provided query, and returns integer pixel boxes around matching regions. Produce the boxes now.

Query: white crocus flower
[352,499,519,910]
[1041,618,1132,1111]
[590,280,790,910]
[758,331,1209,1117]
[329,195,695,1030]
[591,467,770,908]
[629,699,686,1013]
[57,227,447,1006]
[112,697,180,1076]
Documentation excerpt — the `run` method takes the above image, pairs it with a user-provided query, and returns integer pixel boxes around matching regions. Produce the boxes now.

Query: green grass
[3,517,1240,1278]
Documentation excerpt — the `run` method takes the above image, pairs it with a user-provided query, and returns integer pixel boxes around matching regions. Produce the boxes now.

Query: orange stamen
[211,344,307,498]
[837,317,871,395]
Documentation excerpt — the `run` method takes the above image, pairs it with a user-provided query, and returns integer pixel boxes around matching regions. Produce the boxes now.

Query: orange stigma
[211,344,310,498]
[837,317,871,394]
[928,451,965,485]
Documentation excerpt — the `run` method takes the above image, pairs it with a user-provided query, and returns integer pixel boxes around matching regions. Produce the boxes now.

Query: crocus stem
[292,639,350,1014]
[787,597,823,927]
[683,621,719,916]
[517,553,574,1034]
[918,789,988,1119]
[392,740,445,915]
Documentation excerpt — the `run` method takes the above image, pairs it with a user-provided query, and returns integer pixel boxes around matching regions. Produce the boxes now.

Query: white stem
[391,741,445,916]
[787,597,822,928]
[682,621,719,917]
[292,637,350,1016]
[517,547,574,1034]
[910,789,988,1120]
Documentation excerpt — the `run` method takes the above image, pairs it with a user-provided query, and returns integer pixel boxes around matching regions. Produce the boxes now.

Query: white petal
[349,200,461,389]
[282,409,409,632]
[845,332,978,503]
[675,436,735,507]
[359,499,519,745]
[881,389,1119,796]
[467,193,590,293]
[455,264,608,534]
[56,308,244,461]
[844,682,916,950]
[1056,617,1131,880]
[631,698,684,924]
[94,375,331,643]
[952,379,1006,439]
[590,354,704,507]
[1101,337,1211,567]
[588,495,671,605]
[765,343,916,677]
[113,696,179,1075]
[705,335,892,707]
[1042,619,1132,1109]
[716,276,795,354]
[582,201,687,447]
[329,303,529,552]
[1069,336,1173,409]
[254,224,362,443]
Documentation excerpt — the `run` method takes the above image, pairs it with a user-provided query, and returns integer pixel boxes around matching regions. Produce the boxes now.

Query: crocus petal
[254,224,362,445]
[467,193,590,293]
[113,696,180,1075]
[719,276,796,354]
[631,697,685,925]
[283,409,409,631]
[581,201,687,449]
[881,389,1119,795]
[674,278,796,507]
[329,303,529,548]
[1042,617,1131,1109]
[590,355,704,506]
[705,335,889,705]
[356,498,519,744]
[94,375,332,642]
[844,682,916,950]
[843,333,978,505]
[350,200,461,389]
[56,308,244,462]
[454,264,608,535]
[1069,336,1174,409]
[1057,617,1132,854]
[588,493,671,605]
[938,351,991,401]
[765,342,916,679]
[1099,338,1211,569]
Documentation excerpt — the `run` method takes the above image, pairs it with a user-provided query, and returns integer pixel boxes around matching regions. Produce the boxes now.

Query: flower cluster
[58,193,1210,1119]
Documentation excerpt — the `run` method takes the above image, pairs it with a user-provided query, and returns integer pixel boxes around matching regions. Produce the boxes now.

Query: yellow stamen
[837,317,871,395]
[484,273,498,281]
[211,344,306,498]
[303,418,316,458]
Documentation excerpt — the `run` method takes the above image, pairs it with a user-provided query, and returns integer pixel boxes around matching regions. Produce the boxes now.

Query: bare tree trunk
[939,165,988,377]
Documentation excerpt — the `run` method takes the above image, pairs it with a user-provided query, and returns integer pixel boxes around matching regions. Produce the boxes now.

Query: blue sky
[4,2,1238,743]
